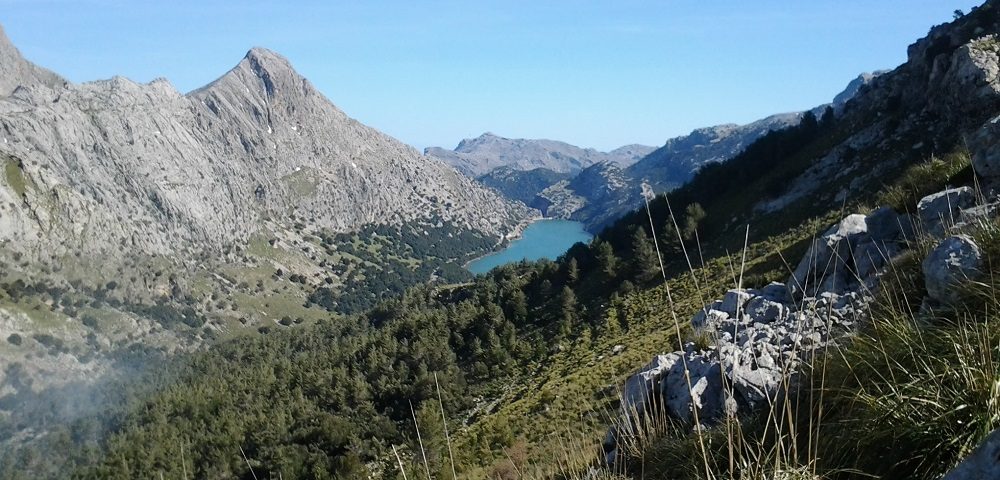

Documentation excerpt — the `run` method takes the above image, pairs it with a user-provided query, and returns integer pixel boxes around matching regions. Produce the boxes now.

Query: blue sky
[0,1,981,151]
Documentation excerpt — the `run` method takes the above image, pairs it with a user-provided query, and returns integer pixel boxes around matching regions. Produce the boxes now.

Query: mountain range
[5,3,1000,479]
[0,28,532,263]
[425,132,654,176]
[428,73,882,233]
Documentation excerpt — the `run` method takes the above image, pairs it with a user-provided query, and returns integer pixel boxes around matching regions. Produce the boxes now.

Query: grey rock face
[719,289,752,317]
[744,296,786,324]
[535,161,638,231]
[628,113,803,195]
[790,209,912,298]
[0,25,64,96]
[918,187,977,236]
[425,132,653,177]
[620,354,680,417]
[831,71,889,111]
[970,114,1000,178]
[941,429,1000,480]
[790,214,868,297]
[923,234,983,304]
[0,40,533,258]
[691,308,728,329]
[607,210,915,466]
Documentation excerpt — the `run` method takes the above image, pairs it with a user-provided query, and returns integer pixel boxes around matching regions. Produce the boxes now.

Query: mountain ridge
[0,37,533,260]
[425,132,654,176]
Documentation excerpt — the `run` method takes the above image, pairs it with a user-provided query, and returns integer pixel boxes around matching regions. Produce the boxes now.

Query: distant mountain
[425,132,654,176]
[476,166,571,207]
[533,72,885,232]
[628,113,804,193]
[536,161,637,226]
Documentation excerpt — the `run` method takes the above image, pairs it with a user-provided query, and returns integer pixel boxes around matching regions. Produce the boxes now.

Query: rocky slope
[535,161,636,227]
[425,132,653,177]
[627,113,803,193]
[475,166,571,206]
[0,32,532,261]
[603,1,1000,473]
[522,73,885,233]
[0,24,537,438]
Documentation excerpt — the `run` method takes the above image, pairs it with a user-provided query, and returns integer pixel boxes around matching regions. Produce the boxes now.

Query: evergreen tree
[604,292,622,335]
[505,289,528,324]
[558,286,577,337]
[410,403,447,479]
[682,203,706,241]
[594,240,618,279]
[630,227,660,283]
[564,257,580,285]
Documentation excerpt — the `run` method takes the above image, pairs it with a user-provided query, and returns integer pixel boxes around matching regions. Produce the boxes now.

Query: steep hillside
[0,43,531,259]
[425,132,653,176]
[0,25,536,455]
[534,74,883,232]
[5,3,1000,480]
[535,161,637,228]
[626,113,803,192]
[476,166,571,206]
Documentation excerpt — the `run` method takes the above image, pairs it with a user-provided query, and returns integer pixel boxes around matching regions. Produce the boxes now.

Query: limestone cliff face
[758,2,1000,214]
[0,36,533,259]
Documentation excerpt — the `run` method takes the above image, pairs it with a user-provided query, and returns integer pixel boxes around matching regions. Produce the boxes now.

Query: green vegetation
[306,218,494,313]
[877,149,973,212]
[3,156,26,197]
[4,42,998,478]
[477,167,570,206]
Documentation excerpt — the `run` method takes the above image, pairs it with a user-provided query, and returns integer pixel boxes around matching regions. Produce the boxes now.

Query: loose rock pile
[604,186,997,468]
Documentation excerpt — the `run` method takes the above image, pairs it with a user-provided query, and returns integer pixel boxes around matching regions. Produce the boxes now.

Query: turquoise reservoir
[466,219,593,274]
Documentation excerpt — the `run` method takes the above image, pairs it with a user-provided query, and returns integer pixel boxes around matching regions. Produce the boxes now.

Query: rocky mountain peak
[243,47,297,79]
[456,132,503,152]
[0,32,532,258]
[190,45,313,102]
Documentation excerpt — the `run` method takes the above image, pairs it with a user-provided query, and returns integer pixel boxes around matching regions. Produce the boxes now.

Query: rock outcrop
[918,187,978,235]
[605,181,1000,467]
[789,208,910,297]
[535,161,637,230]
[923,234,984,304]
[475,166,571,207]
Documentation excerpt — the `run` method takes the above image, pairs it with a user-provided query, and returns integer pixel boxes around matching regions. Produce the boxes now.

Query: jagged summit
[188,45,312,101]
[0,31,532,257]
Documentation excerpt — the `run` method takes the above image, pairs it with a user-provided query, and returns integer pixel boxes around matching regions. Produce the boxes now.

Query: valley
[2,2,1000,480]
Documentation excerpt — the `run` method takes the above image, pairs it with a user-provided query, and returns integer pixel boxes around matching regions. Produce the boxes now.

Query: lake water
[466,219,593,274]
